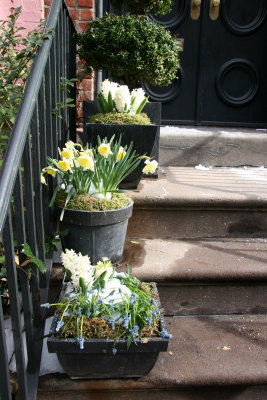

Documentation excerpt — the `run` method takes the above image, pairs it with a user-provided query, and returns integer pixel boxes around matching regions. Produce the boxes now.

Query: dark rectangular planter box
[82,122,157,188]
[82,100,161,181]
[47,283,169,379]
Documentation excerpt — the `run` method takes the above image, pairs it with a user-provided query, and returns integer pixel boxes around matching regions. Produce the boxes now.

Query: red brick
[79,79,93,91]
[77,90,93,102]
[44,8,49,18]
[69,9,79,21]
[79,22,90,31]
[80,9,94,20]
[66,0,76,7]
[78,0,93,7]
[44,0,52,6]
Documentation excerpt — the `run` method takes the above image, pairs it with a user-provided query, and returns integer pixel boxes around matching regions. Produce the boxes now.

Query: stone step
[119,238,267,316]
[160,126,267,167]
[37,314,267,399]
[128,166,267,239]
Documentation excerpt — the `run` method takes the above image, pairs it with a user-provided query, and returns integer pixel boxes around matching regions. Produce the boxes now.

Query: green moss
[55,191,131,211]
[90,112,151,125]
[59,316,159,340]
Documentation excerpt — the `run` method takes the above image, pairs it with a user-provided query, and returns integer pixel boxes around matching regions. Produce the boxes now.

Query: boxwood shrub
[109,0,173,15]
[76,14,179,88]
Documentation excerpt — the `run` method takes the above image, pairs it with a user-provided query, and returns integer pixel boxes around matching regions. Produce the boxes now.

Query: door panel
[199,0,267,126]
[145,0,202,124]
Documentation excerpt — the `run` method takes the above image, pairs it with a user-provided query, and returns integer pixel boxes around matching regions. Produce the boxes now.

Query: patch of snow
[194,164,212,170]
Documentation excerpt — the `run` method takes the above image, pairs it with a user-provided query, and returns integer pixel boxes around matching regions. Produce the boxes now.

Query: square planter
[81,101,162,187]
[47,283,169,379]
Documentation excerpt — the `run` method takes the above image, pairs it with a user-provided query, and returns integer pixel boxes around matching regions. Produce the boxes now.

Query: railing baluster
[39,81,51,239]
[23,132,42,327]
[51,37,59,161]
[13,168,34,365]
[0,299,12,400]
[3,209,29,399]
[32,104,46,264]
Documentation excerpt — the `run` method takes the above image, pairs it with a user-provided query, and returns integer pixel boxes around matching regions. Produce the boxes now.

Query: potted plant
[80,80,158,188]
[45,250,171,379]
[42,137,158,263]
[76,10,180,179]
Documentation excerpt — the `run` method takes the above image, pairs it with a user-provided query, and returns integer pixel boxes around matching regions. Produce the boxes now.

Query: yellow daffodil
[65,141,75,149]
[58,159,71,172]
[116,146,126,161]
[76,155,94,171]
[41,174,46,185]
[142,159,158,174]
[46,167,56,176]
[98,143,112,158]
[61,148,74,160]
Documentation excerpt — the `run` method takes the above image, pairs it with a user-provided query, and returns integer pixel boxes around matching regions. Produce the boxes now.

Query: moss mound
[55,191,131,212]
[90,112,151,125]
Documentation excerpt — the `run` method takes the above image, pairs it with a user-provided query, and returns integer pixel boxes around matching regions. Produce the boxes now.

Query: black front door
[103,0,267,127]
[147,0,267,127]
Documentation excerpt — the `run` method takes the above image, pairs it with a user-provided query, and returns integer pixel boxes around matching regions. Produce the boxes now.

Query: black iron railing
[0,1,76,398]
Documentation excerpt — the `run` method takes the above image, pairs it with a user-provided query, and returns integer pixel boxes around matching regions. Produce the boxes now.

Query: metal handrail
[0,0,75,232]
[0,1,76,398]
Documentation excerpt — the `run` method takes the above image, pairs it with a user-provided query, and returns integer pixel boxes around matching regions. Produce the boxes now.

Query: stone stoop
[119,238,267,316]
[160,126,267,168]
[38,314,267,399]
[127,166,267,239]
[40,162,267,399]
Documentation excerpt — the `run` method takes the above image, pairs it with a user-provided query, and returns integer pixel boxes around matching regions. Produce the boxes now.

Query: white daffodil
[142,159,158,174]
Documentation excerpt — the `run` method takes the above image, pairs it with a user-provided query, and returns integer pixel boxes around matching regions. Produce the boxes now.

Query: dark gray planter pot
[82,101,162,186]
[47,283,169,379]
[83,123,157,189]
[54,199,133,263]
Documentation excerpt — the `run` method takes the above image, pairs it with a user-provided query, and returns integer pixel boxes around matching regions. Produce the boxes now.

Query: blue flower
[76,309,82,316]
[109,300,114,311]
[149,299,154,305]
[109,319,115,330]
[56,320,64,332]
[86,311,91,318]
[160,330,172,339]
[129,324,139,337]
[123,316,130,329]
[152,309,159,318]
[96,285,101,292]
[112,347,117,356]
[93,304,98,311]
[109,290,115,296]
[41,303,50,309]
[77,337,85,350]
[145,317,152,328]
[98,298,104,304]
[87,289,92,294]
[130,293,137,304]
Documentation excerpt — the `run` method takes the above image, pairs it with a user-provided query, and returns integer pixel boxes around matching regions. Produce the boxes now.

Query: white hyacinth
[131,88,146,113]
[61,250,94,290]
[115,85,131,113]
[101,79,118,101]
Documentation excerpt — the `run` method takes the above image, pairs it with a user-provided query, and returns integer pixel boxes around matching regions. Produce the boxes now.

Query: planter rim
[55,198,133,226]
[55,198,133,215]
[86,122,157,127]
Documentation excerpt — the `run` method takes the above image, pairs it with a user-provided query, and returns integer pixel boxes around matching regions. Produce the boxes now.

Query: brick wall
[44,0,95,122]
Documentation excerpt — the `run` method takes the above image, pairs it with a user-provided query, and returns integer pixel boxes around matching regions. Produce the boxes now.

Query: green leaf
[21,243,34,259]
[31,257,46,274]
